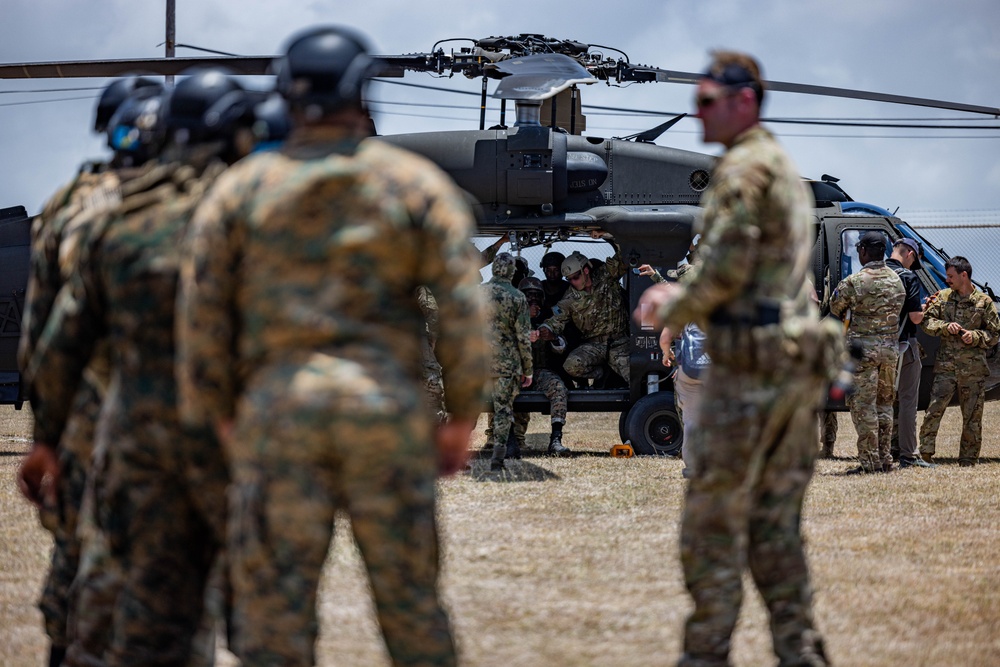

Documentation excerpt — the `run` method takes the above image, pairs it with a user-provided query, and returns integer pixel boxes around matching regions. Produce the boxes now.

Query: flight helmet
[274,26,377,115]
[94,76,161,133]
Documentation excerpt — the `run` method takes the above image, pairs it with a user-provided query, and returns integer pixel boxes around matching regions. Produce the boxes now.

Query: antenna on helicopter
[620,113,688,143]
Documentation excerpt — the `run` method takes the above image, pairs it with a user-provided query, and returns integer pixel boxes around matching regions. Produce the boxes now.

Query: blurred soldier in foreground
[176,26,488,665]
[538,232,631,385]
[22,69,253,666]
[17,77,162,667]
[830,231,905,473]
[638,51,841,667]
[512,276,571,457]
[482,253,533,469]
[918,256,1000,466]
[886,238,934,468]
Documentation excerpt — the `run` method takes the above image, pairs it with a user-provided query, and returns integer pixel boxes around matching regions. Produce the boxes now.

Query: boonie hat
[893,237,923,271]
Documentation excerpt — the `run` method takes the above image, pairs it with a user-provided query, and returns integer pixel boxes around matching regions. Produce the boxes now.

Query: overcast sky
[2,0,998,225]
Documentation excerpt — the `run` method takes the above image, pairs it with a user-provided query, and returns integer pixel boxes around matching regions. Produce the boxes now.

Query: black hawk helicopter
[2,34,999,454]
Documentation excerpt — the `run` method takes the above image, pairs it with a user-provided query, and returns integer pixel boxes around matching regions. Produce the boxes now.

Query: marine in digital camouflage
[482,252,533,463]
[830,260,905,470]
[416,286,446,422]
[177,126,488,666]
[28,157,229,667]
[541,239,630,382]
[651,123,836,666]
[918,286,1000,463]
[18,166,122,654]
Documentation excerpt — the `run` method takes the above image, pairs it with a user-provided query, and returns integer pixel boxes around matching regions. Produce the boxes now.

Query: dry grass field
[2,403,999,666]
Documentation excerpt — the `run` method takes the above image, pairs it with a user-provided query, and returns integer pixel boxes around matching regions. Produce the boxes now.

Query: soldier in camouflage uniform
[819,411,838,458]
[511,276,571,456]
[416,286,447,423]
[830,231,906,473]
[176,27,488,666]
[638,51,841,667]
[17,77,163,667]
[918,256,1000,466]
[538,232,630,384]
[22,70,254,667]
[482,253,534,470]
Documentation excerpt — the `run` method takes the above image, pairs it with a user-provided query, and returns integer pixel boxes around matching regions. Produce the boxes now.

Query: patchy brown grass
[2,404,999,666]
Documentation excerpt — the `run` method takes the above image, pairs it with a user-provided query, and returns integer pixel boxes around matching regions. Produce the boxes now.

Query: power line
[0,94,96,108]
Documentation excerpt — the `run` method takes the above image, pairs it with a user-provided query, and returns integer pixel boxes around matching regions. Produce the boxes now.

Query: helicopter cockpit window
[839,229,891,280]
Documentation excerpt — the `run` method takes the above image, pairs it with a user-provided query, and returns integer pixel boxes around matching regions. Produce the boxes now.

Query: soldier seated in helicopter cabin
[537,232,630,387]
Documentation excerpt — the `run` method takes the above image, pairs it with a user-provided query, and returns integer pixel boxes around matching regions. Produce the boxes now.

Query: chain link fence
[900,209,1000,293]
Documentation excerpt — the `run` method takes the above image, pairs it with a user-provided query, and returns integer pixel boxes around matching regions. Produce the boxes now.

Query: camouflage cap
[560,251,590,278]
[492,251,516,280]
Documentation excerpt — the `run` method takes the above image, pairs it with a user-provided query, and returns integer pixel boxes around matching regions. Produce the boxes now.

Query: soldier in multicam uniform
[538,232,631,384]
[21,70,254,667]
[176,27,488,666]
[638,51,841,667]
[918,256,1000,466]
[482,252,534,470]
[17,77,163,667]
[830,231,906,473]
[511,276,571,457]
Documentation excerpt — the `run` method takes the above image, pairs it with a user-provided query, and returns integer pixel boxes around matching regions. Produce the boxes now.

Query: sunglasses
[695,88,736,110]
[567,271,583,281]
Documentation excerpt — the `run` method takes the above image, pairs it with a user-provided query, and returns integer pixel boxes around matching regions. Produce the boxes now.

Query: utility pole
[165,0,176,86]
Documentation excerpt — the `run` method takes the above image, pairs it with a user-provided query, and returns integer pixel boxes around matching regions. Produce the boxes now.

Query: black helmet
[540,251,566,269]
[94,76,161,133]
[251,93,292,149]
[518,276,544,294]
[107,87,164,164]
[162,69,253,146]
[273,26,377,115]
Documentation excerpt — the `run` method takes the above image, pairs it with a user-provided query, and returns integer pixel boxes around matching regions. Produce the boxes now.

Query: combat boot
[547,432,571,457]
[505,430,521,460]
[921,452,934,464]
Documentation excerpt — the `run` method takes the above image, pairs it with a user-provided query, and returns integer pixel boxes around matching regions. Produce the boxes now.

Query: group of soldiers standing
[829,233,999,473]
[18,26,490,667]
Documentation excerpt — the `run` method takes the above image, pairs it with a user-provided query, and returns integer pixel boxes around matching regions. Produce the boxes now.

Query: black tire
[625,392,683,457]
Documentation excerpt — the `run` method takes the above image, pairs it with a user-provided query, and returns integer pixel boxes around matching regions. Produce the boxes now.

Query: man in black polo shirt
[888,238,934,468]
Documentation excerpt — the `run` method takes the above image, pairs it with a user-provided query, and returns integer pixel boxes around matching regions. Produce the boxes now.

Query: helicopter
[1,33,998,454]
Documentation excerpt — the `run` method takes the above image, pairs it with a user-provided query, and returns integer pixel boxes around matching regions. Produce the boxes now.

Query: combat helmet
[560,251,590,278]
[492,252,516,281]
[94,76,161,133]
[250,93,292,151]
[540,251,566,269]
[161,69,255,149]
[106,86,164,166]
[274,26,378,115]
[518,276,544,294]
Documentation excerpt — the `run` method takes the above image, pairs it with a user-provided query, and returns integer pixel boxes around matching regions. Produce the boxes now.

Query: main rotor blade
[0,56,273,79]
[633,67,1000,117]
